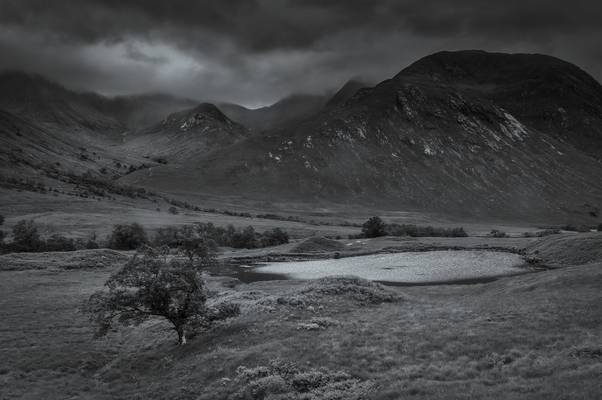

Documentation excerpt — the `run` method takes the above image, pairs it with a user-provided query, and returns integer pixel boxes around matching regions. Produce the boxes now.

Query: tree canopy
[84,246,238,345]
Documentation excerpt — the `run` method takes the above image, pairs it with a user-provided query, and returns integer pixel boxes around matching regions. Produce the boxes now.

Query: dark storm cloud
[1,0,601,106]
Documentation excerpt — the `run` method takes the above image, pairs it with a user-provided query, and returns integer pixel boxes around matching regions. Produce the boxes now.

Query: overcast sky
[1,0,601,107]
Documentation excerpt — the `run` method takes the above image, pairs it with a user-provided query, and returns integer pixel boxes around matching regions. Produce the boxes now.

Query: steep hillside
[325,79,368,109]
[0,71,196,136]
[220,94,327,133]
[0,108,144,181]
[0,71,123,136]
[400,50,602,159]
[0,71,197,184]
[141,51,602,221]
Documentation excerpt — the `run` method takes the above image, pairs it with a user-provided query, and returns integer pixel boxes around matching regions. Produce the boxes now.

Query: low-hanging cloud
[0,0,601,106]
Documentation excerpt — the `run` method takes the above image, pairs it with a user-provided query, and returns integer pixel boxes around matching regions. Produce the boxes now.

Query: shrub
[362,216,386,238]
[177,225,218,267]
[231,359,373,400]
[536,229,560,237]
[85,232,100,249]
[488,229,508,238]
[153,223,290,250]
[45,234,76,252]
[386,224,468,237]
[108,223,148,250]
[84,246,239,345]
[259,228,289,247]
[558,224,592,232]
[359,217,468,238]
[168,206,179,215]
[12,219,43,252]
[301,276,400,304]
[153,226,182,248]
[231,226,258,249]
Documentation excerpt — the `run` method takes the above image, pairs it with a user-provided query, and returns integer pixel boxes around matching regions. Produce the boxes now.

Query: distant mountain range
[1,51,601,221]
[219,94,329,133]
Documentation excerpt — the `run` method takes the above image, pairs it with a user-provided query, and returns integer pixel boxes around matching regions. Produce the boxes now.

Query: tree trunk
[177,326,187,345]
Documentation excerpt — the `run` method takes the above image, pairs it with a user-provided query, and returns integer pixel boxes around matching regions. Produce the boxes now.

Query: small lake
[217,250,527,286]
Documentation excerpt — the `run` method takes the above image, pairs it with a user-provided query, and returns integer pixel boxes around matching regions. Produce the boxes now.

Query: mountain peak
[397,50,597,85]
[325,79,368,109]
[160,102,237,131]
[189,102,227,117]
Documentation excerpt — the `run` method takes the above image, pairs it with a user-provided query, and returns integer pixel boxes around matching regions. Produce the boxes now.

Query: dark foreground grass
[0,246,601,399]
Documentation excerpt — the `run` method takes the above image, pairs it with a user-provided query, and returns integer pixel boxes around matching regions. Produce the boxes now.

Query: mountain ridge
[3,51,602,221]
[123,50,602,221]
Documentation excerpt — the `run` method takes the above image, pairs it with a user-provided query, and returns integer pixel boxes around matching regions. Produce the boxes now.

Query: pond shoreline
[215,249,537,286]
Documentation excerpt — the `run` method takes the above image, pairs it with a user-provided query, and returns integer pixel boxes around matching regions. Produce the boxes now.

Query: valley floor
[0,235,601,399]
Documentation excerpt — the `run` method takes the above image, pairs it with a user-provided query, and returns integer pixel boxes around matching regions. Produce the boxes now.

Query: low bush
[230,226,258,248]
[259,227,289,247]
[85,233,100,249]
[231,359,373,400]
[358,217,468,238]
[386,223,468,237]
[557,224,593,232]
[11,219,44,252]
[44,234,76,252]
[108,223,148,250]
[0,220,96,253]
[523,229,561,238]
[154,223,289,250]
[301,276,400,304]
[362,216,386,238]
[488,229,508,238]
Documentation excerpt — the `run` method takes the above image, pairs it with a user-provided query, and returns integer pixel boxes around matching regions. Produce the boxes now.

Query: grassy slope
[0,234,600,399]
[0,187,560,246]
[0,189,361,240]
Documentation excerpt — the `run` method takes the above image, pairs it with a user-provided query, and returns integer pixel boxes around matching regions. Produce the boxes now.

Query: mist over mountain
[219,94,329,133]
[0,71,196,136]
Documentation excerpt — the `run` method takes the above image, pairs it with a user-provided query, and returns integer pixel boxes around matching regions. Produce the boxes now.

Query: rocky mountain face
[155,51,602,220]
[399,51,602,159]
